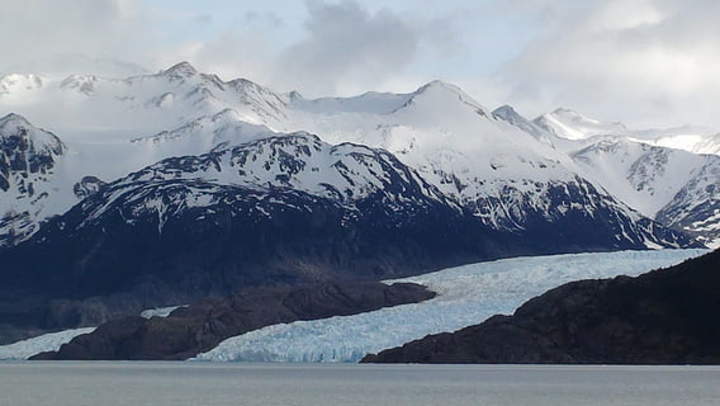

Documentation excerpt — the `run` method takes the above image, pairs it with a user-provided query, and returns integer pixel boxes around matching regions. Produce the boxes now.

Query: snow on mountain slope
[56,62,290,133]
[569,137,720,247]
[691,133,720,156]
[290,90,412,115]
[130,108,278,156]
[571,138,706,217]
[533,108,627,141]
[194,249,706,362]
[657,158,720,248]
[492,105,554,147]
[649,132,720,156]
[140,305,187,319]
[276,82,690,247]
[283,83,588,207]
[284,80,573,189]
[82,132,456,226]
[0,62,292,142]
[0,113,66,245]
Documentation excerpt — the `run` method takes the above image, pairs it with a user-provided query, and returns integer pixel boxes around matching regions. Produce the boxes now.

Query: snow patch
[140,305,187,319]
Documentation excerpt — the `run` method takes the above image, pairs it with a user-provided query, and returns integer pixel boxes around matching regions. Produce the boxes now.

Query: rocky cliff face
[363,249,720,364]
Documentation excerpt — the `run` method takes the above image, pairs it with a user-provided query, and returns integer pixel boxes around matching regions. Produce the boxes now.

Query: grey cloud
[243,11,284,28]
[0,0,149,76]
[194,14,214,25]
[274,0,419,95]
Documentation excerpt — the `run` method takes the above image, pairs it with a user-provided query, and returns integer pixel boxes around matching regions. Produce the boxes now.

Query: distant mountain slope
[362,249,720,364]
[533,108,627,141]
[569,137,720,247]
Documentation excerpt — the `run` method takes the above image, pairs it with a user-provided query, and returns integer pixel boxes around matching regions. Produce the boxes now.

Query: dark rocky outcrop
[363,249,720,364]
[32,281,434,360]
[72,175,107,199]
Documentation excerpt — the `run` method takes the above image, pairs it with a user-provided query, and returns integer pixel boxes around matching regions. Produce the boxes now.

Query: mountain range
[0,62,717,342]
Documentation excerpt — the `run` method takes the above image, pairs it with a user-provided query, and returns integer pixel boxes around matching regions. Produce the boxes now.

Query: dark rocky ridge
[362,249,720,364]
[32,281,434,360]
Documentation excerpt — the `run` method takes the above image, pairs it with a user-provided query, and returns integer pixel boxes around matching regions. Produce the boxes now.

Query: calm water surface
[1,362,718,406]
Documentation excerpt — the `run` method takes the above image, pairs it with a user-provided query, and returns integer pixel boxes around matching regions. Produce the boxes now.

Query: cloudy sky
[2,0,719,128]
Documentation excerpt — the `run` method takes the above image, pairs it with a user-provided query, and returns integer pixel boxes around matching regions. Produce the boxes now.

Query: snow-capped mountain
[123,76,693,247]
[54,61,292,132]
[0,63,707,250]
[554,129,720,247]
[570,138,705,216]
[531,108,720,158]
[0,113,66,245]
[656,159,720,247]
[124,133,451,207]
[485,106,720,247]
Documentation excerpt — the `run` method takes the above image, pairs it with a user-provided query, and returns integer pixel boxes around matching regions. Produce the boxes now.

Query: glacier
[0,328,96,360]
[194,249,706,363]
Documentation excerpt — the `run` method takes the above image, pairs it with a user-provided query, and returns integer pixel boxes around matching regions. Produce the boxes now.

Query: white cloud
[499,0,720,127]
[2,0,720,128]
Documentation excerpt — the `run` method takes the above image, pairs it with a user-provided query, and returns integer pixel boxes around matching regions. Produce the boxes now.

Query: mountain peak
[161,61,198,78]
[546,107,599,123]
[227,77,256,88]
[0,112,32,128]
[491,105,555,146]
[406,80,488,116]
[492,105,522,121]
[415,80,464,96]
[0,112,65,157]
[552,107,580,116]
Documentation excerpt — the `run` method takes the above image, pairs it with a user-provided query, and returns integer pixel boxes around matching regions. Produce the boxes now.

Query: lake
[1,362,718,406]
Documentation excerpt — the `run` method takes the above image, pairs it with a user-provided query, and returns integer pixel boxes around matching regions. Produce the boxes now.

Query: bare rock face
[363,249,720,364]
[32,281,435,360]
[72,176,107,199]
